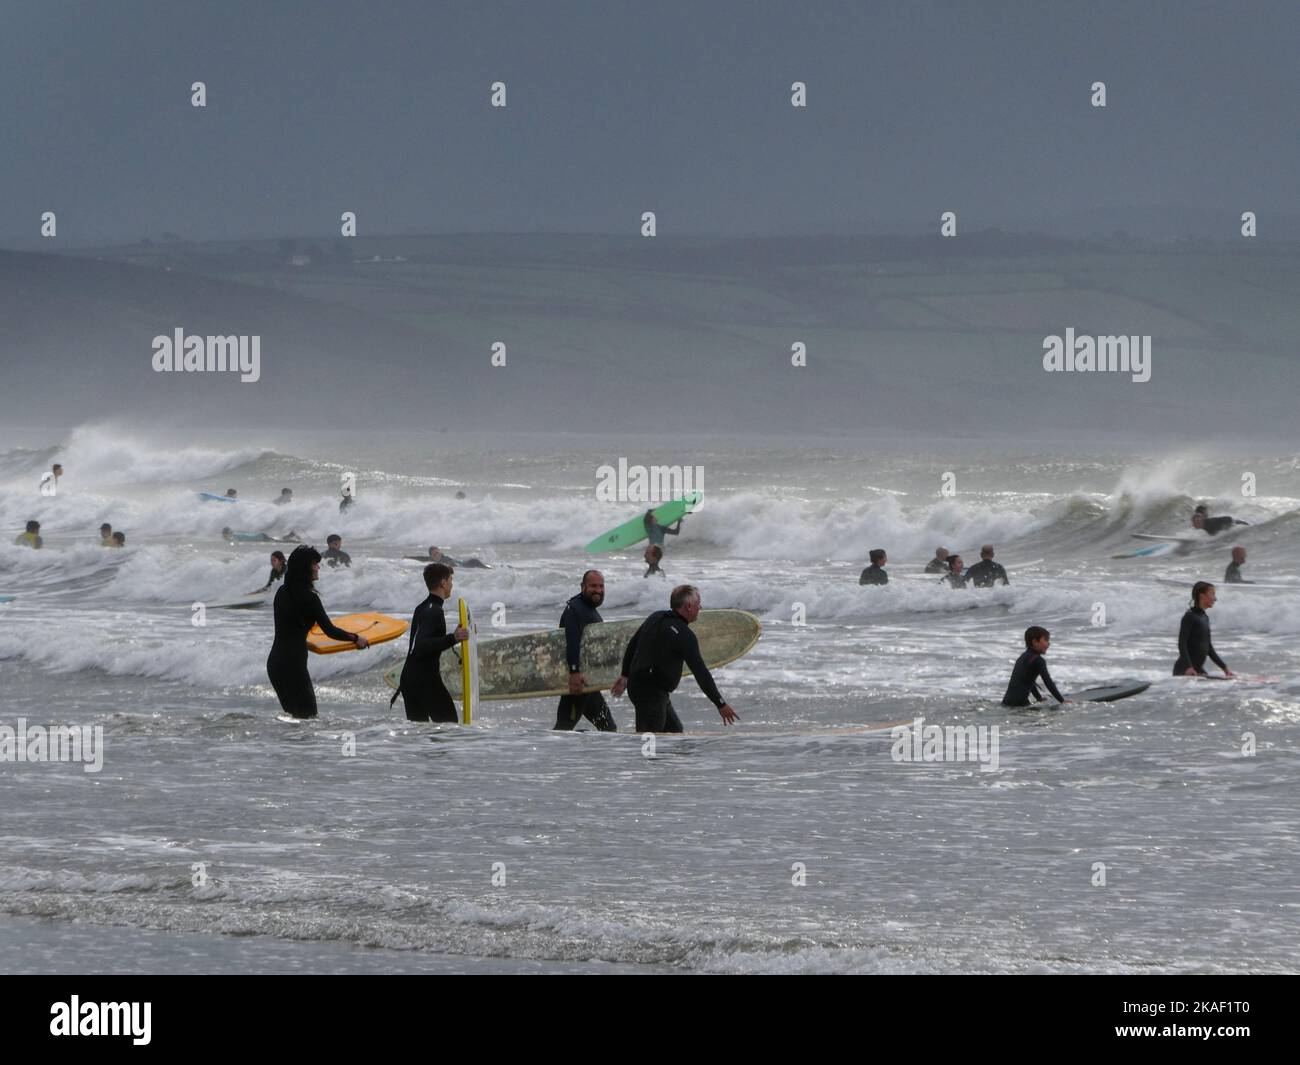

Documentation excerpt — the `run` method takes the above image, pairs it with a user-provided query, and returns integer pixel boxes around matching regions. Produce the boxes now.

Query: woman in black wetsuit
[266,545,369,718]
[256,550,287,592]
[1173,581,1233,677]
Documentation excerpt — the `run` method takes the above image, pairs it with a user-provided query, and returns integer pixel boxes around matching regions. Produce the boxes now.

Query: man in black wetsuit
[554,570,619,731]
[1002,626,1069,707]
[1224,546,1250,584]
[274,488,293,505]
[859,548,888,585]
[390,563,468,723]
[924,548,949,574]
[340,490,354,513]
[620,585,739,732]
[321,534,352,568]
[1192,505,1249,537]
[1173,581,1233,677]
[266,545,368,718]
[965,544,1009,587]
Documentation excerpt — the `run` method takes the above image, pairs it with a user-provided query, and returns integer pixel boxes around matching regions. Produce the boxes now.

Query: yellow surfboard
[458,599,479,724]
[307,612,407,654]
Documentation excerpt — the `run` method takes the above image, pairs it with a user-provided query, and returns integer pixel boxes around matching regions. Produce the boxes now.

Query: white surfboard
[458,598,479,725]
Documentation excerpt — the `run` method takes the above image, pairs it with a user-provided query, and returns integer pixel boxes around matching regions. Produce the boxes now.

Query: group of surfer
[267,542,736,733]
[859,544,1011,587]
[12,521,126,549]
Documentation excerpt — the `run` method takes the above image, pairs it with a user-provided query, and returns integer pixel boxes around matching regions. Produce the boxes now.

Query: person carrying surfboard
[1001,627,1069,707]
[266,545,369,719]
[1173,582,1233,678]
[1224,546,1250,584]
[554,570,619,731]
[620,585,739,732]
[643,509,682,548]
[390,563,469,723]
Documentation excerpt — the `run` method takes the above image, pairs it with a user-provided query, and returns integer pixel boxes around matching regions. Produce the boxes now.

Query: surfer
[643,544,665,578]
[14,520,43,549]
[266,545,369,719]
[859,549,888,585]
[99,523,113,546]
[1224,547,1250,584]
[1191,505,1248,537]
[405,546,489,569]
[943,555,967,587]
[274,488,293,505]
[643,509,682,549]
[225,488,238,500]
[109,532,126,548]
[554,570,619,732]
[322,534,352,568]
[924,548,950,574]
[1001,626,1069,707]
[620,585,739,732]
[965,545,1009,587]
[389,563,468,723]
[339,490,354,514]
[1173,582,1233,677]
[256,550,288,592]
[40,464,63,494]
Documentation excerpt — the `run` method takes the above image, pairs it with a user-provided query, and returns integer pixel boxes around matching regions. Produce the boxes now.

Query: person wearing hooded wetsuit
[266,545,363,718]
[390,562,465,723]
[1002,626,1065,707]
[554,571,618,731]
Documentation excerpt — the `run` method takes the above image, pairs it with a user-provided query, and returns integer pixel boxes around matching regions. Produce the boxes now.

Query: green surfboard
[384,607,759,701]
[584,492,702,553]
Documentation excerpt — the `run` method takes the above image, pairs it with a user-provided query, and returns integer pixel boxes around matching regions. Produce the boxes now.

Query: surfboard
[1112,541,1180,559]
[1131,533,1202,544]
[385,607,761,700]
[1156,577,1295,592]
[458,598,479,724]
[308,612,407,654]
[584,492,703,553]
[1066,681,1151,702]
[0,594,16,603]
[198,491,237,503]
[206,590,272,609]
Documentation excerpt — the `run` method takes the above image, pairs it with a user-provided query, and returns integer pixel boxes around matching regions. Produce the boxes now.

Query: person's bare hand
[568,673,585,694]
[353,634,370,650]
[453,626,469,642]
[611,676,627,697]
[718,703,739,725]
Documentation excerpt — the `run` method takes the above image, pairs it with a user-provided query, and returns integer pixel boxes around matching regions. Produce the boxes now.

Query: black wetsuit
[554,593,617,731]
[266,583,356,718]
[322,547,352,568]
[858,564,888,585]
[924,558,948,574]
[944,569,968,588]
[1201,515,1247,536]
[392,594,459,722]
[1001,650,1064,707]
[259,567,285,592]
[1224,561,1249,584]
[339,495,354,513]
[1173,606,1226,675]
[965,559,1009,587]
[621,610,726,733]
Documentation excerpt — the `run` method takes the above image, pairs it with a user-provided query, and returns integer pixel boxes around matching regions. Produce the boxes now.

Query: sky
[2,0,1298,246]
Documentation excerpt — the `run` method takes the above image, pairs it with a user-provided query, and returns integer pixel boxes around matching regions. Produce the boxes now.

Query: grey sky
[3,0,1298,246]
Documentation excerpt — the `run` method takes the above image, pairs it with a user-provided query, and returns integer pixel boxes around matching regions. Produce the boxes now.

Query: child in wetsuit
[1002,626,1068,707]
